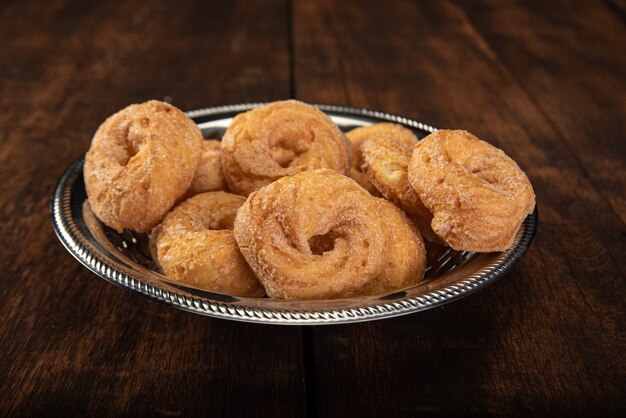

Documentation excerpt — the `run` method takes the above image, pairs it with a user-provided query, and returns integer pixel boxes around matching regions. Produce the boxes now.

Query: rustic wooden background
[1,0,624,416]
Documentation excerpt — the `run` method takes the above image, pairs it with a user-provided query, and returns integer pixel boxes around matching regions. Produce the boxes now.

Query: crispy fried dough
[151,192,264,297]
[221,100,351,195]
[233,169,425,299]
[360,134,440,242]
[84,100,202,232]
[408,130,535,252]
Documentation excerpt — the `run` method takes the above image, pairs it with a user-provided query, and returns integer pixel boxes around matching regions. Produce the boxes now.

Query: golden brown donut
[233,169,425,299]
[185,140,227,197]
[408,130,535,252]
[84,100,202,232]
[151,192,264,297]
[346,123,419,195]
[360,134,440,243]
[221,100,351,195]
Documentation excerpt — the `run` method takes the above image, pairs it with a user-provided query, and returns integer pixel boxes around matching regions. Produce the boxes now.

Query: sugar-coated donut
[233,169,425,299]
[360,134,440,242]
[84,100,202,232]
[346,123,418,195]
[408,130,535,252]
[151,192,264,297]
[221,100,351,195]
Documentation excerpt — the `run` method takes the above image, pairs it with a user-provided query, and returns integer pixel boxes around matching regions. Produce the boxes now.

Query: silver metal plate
[51,103,538,325]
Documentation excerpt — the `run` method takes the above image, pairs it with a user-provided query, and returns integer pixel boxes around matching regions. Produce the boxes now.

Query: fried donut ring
[84,100,202,232]
[234,169,425,299]
[360,135,440,243]
[151,192,264,297]
[186,140,227,197]
[408,130,535,252]
[346,123,418,195]
[221,100,351,195]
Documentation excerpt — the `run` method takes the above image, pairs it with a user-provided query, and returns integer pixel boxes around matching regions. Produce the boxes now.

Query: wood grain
[0,1,305,417]
[292,0,625,416]
[454,0,626,224]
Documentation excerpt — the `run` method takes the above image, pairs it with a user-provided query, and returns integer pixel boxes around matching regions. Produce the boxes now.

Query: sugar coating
[408,130,536,252]
[84,100,202,232]
[151,192,264,297]
[221,100,351,195]
[233,169,426,299]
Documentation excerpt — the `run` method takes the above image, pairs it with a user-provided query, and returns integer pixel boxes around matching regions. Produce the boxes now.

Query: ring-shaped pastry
[234,169,425,299]
[84,100,202,232]
[221,100,351,195]
[408,130,535,252]
[151,192,265,297]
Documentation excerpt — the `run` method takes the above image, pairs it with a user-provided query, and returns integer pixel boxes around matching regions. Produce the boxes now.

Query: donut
[84,100,202,232]
[221,100,351,195]
[408,130,535,252]
[233,169,426,299]
[360,134,440,242]
[151,192,264,297]
[185,140,227,197]
[346,123,418,195]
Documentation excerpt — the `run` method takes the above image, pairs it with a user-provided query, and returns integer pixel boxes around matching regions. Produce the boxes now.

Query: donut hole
[121,141,142,166]
[124,144,138,162]
[202,213,236,231]
[270,133,311,168]
[308,231,339,255]
[354,158,364,173]
[271,146,298,168]
[120,120,148,166]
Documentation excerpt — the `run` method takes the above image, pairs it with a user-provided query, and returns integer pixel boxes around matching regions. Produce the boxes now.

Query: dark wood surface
[0,0,624,416]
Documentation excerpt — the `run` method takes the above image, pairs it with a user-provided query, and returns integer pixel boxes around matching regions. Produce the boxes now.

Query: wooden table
[1,0,624,416]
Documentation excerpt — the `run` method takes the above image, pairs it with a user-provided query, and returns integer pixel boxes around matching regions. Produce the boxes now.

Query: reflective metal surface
[51,104,538,325]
